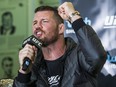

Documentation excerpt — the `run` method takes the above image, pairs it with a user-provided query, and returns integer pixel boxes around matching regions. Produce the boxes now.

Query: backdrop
[60,0,116,87]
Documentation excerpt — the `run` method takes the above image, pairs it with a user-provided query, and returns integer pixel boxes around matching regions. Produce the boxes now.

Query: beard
[41,35,59,47]
[38,32,59,47]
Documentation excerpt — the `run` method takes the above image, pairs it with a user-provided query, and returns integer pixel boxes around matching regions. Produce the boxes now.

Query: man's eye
[42,19,49,23]
[33,21,37,25]
[33,22,36,25]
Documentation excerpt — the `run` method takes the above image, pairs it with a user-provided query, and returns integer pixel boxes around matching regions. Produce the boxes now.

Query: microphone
[22,35,42,71]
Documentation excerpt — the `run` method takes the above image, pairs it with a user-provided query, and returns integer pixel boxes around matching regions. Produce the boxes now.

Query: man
[0,11,15,35]
[13,2,107,87]
[1,56,14,79]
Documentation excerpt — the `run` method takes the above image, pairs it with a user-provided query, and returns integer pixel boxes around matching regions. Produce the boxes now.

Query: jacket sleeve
[13,72,35,87]
[72,18,107,76]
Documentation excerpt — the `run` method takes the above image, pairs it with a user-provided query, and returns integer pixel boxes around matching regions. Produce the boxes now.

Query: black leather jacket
[13,18,107,87]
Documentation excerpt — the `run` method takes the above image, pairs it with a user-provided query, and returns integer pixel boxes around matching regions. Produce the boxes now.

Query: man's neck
[42,38,66,61]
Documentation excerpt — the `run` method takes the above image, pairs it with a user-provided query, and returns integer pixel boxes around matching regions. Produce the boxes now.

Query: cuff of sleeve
[72,18,86,32]
[16,71,31,83]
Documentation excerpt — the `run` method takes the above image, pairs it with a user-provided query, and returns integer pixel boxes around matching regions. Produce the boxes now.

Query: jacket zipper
[39,73,49,87]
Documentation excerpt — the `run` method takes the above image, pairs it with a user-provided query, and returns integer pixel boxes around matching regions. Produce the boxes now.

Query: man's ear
[58,23,65,35]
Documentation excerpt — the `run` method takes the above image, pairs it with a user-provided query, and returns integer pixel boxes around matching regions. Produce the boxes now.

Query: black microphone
[22,35,42,71]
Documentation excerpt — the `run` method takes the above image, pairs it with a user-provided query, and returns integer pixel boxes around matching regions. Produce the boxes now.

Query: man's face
[2,15,12,28]
[32,11,60,46]
[2,60,13,75]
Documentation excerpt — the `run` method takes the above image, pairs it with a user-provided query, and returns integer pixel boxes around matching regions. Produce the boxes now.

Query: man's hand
[58,2,81,23]
[18,44,37,74]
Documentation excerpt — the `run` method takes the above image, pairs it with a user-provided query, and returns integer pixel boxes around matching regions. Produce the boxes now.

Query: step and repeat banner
[60,0,116,87]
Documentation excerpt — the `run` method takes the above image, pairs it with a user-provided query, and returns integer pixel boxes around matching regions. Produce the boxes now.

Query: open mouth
[36,31,42,37]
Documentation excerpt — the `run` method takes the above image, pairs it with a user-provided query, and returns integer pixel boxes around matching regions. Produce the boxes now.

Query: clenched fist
[58,2,81,23]
[19,44,37,74]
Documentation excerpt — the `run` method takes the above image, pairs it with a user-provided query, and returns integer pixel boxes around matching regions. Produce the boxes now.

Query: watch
[69,11,80,18]
[68,11,80,22]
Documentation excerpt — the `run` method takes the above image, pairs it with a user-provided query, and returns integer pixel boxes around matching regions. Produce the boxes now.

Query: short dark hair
[34,6,64,24]
[2,12,13,22]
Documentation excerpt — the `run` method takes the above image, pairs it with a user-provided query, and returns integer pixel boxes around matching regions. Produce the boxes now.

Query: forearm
[72,19,107,74]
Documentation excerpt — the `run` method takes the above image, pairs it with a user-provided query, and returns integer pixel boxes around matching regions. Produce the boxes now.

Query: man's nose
[34,22,43,30]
